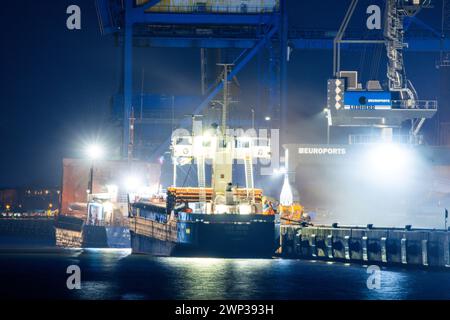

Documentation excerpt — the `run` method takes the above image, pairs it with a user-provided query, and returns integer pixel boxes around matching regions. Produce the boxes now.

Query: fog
[293,147,450,229]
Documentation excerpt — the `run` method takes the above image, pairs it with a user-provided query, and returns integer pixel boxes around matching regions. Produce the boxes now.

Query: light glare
[86,144,104,160]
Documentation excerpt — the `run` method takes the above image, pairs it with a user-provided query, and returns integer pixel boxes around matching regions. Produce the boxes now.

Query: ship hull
[82,225,130,248]
[130,213,275,258]
[55,215,130,248]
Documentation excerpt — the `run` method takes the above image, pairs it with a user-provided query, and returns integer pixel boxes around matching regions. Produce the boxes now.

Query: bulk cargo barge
[129,188,275,257]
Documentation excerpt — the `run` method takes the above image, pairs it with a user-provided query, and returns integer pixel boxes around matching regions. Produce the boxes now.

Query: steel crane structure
[439,0,450,66]
[95,0,450,160]
[327,0,439,144]
[96,0,288,160]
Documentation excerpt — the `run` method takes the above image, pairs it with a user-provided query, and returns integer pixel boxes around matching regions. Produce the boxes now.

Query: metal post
[123,0,133,159]
[201,48,207,95]
[445,208,448,230]
[218,64,233,135]
[327,124,330,145]
[251,108,255,129]
[173,161,177,187]
[280,0,289,140]
[88,162,94,195]
[128,108,135,161]
[333,0,359,76]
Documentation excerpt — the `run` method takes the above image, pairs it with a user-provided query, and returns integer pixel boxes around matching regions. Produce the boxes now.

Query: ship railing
[391,99,438,110]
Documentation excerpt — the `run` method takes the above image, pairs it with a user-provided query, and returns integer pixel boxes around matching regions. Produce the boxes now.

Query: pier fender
[331,228,350,260]
[362,236,369,262]
[445,234,450,268]
[344,236,351,260]
[294,230,303,256]
[310,234,318,258]
[326,235,334,259]
[422,239,429,267]
[401,237,408,265]
[381,237,387,263]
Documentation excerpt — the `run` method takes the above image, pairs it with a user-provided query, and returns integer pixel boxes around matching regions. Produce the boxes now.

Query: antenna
[217,63,234,134]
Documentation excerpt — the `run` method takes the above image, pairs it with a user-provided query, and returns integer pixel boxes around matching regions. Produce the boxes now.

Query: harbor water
[0,249,449,300]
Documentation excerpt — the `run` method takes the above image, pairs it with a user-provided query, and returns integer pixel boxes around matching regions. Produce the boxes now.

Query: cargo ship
[128,64,276,257]
[129,188,275,257]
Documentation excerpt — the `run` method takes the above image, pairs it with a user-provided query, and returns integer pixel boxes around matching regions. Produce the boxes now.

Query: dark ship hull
[129,209,275,258]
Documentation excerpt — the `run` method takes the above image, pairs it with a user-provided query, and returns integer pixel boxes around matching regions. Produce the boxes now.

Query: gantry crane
[327,0,438,144]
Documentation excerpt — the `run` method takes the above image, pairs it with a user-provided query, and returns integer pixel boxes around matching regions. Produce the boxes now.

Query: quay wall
[280,225,450,268]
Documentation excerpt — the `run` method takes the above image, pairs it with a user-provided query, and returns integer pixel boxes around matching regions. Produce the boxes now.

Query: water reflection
[0,250,449,300]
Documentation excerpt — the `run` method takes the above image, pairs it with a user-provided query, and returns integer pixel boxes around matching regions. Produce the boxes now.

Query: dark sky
[0,0,444,188]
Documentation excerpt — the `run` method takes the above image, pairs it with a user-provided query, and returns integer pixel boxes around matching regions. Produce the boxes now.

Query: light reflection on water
[0,249,449,300]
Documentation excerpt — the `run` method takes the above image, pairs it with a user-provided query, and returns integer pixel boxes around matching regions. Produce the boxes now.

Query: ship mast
[212,64,234,202]
[170,63,271,214]
[218,63,233,135]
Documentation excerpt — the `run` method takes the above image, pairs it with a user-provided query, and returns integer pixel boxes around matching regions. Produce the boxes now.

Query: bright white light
[214,204,230,214]
[265,116,271,121]
[103,202,113,215]
[364,143,413,184]
[139,184,159,197]
[86,144,104,160]
[125,176,142,192]
[106,185,118,198]
[274,167,287,175]
[280,174,294,206]
[239,204,252,215]
[323,108,332,126]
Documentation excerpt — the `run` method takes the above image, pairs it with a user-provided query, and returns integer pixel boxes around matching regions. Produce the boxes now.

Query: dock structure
[280,225,450,268]
[0,218,56,248]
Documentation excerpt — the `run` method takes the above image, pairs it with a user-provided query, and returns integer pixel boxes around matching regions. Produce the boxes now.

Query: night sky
[0,0,444,188]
